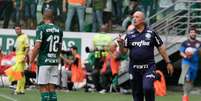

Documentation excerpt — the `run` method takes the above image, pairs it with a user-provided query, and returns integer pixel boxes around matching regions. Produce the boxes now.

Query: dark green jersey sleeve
[35,26,43,42]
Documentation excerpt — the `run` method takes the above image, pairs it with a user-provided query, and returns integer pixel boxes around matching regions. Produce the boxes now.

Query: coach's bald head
[132,11,145,27]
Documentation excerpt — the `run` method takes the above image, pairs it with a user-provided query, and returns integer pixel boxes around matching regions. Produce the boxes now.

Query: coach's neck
[135,23,145,33]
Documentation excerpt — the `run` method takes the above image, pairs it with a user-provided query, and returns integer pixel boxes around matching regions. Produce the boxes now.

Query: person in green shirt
[30,9,63,101]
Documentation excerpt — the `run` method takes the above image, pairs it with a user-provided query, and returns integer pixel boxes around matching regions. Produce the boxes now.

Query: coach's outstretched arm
[157,44,174,75]
[30,42,41,64]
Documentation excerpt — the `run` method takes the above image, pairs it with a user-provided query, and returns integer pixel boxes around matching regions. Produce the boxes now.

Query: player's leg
[15,62,25,94]
[48,66,59,101]
[178,64,190,85]
[143,70,155,101]
[15,75,25,94]
[37,66,51,101]
[20,62,26,93]
[18,72,25,94]
[48,84,57,101]
[15,79,21,94]
[129,69,144,101]
[39,85,49,101]
[183,66,198,101]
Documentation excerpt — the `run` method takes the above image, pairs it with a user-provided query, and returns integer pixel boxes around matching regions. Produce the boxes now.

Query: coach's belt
[133,65,149,69]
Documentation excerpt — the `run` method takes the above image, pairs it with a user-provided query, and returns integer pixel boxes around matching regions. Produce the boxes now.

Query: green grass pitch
[0,88,200,101]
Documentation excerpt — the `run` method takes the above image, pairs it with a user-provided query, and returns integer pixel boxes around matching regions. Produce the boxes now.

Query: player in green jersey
[30,9,63,101]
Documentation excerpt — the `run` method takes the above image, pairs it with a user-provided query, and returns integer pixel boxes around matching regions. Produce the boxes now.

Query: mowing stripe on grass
[0,94,17,101]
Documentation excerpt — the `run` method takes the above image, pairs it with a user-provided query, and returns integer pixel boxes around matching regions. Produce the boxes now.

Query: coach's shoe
[182,95,189,101]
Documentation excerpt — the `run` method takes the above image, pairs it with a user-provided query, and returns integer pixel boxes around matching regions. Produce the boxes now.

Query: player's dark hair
[189,26,198,34]
[13,24,21,29]
[43,9,54,20]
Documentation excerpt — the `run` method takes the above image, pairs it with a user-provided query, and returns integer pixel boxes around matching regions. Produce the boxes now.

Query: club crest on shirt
[195,43,200,48]
[131,34,136,38]
[145,33,151,40]
[187,43,191,46]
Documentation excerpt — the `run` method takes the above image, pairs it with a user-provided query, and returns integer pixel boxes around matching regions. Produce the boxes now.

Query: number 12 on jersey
[47,35,60,52]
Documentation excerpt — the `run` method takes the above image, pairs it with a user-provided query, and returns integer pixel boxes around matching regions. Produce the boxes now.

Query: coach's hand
[167,63,174,76]
[117,34,124,47]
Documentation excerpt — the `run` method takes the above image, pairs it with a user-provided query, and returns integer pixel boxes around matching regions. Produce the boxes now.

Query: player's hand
[167,63,174,76]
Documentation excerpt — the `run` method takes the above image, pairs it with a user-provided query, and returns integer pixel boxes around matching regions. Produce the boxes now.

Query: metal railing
[147,0,201,36]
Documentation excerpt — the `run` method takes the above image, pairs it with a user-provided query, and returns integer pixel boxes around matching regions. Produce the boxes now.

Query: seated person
[100,42,120,93]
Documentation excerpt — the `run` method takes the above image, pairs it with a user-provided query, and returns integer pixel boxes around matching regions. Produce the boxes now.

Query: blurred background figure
[61,46,85,90]
[103,0,112,32]
[5,25,29,95]
[122,0,139,30]
[91,0,106,32]
[178,27,201,101]
[12,0,23,26]
[100,42,120,93]
[24,0,38,29]
[65,0,86,32]
[0,0,14,28]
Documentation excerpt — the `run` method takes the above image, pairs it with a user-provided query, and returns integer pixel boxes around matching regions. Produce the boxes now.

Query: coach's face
[133,11,145,27]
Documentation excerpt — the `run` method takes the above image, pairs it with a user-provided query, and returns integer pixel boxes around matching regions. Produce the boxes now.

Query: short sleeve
[35,27,43,42]
[153,31,163,47]
[179,42,186,53]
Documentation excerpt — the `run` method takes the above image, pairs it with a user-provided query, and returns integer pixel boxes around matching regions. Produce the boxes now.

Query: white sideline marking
[0,94,17,101]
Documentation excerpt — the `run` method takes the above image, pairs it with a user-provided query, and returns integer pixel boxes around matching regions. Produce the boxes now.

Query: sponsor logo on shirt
[133,65,149,69]
[45,58,58,63]
[195,43,200,48]
[131,40,150,47]
[46,28,60,33]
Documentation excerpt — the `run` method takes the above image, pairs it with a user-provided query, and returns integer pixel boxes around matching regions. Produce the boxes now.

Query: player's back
[36,23,63,66]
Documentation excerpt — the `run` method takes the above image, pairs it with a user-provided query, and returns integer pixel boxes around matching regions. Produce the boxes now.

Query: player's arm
[30,42,41,64]
[180,50,188,58]
[180,52,187,58]
[30,27,43,64]
[179,42,189,58]
[60,54,73,65]
[24,35,30,63]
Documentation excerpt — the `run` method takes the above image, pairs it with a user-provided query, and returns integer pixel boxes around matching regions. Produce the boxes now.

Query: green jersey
[35,23,63,66]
